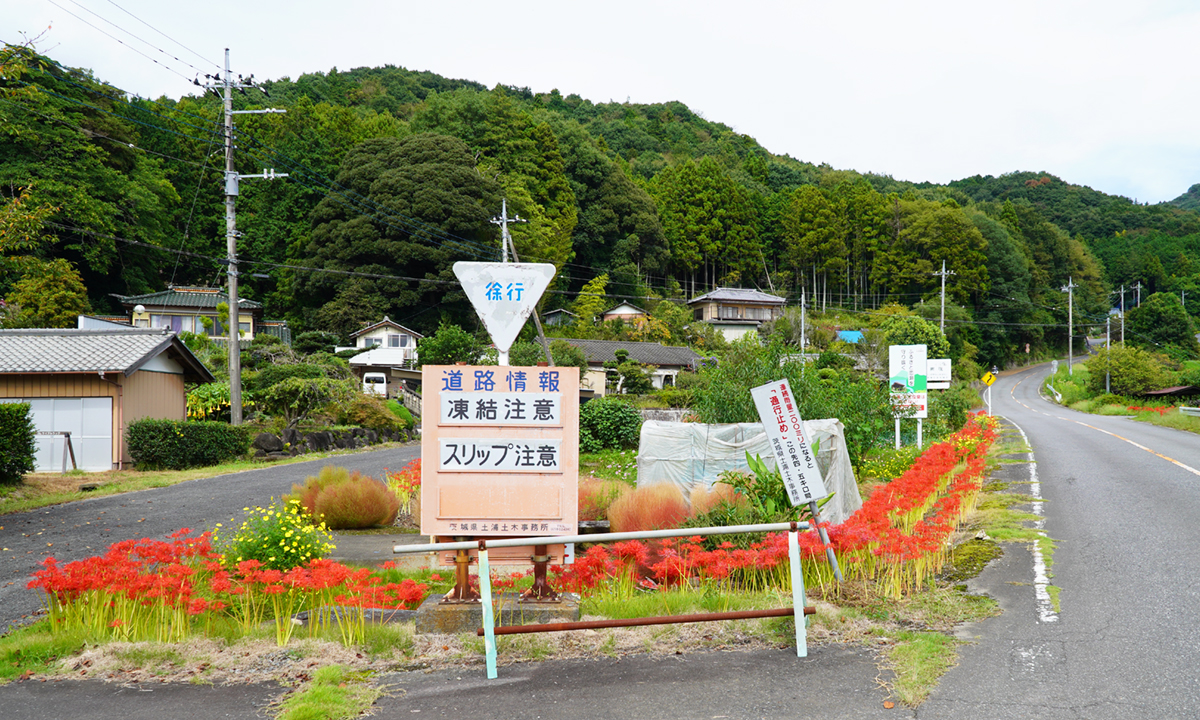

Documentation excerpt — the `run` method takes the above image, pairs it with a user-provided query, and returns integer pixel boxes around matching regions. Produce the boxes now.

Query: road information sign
[750,378,828,505]
[422,365,578,564]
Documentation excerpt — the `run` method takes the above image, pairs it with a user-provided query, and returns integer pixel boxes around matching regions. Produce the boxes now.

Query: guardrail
[394,522,817,679]
[1180,406,1200,417]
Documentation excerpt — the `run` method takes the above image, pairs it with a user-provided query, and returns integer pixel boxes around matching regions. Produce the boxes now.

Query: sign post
[750,379,842,582]
[889,344,928,448]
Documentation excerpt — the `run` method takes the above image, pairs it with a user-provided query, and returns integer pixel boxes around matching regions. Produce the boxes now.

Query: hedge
[126,418,251,470]
[0,402,36,484]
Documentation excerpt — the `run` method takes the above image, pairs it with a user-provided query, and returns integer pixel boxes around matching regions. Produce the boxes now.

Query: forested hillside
[4,43,1200,368]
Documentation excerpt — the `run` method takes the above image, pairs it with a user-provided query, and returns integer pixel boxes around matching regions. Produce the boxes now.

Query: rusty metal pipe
[476,606,816,636]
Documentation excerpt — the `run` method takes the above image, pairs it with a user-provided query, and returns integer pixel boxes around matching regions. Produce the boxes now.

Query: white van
[362,372,388,396]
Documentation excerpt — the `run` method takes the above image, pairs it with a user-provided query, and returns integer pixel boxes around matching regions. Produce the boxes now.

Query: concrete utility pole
[205,49,286,425]
[1106,314,1111,394]
[1134,280,1142,307]
[933,260,955,334]
[1061,277,1077,375]
[800,288,807,352]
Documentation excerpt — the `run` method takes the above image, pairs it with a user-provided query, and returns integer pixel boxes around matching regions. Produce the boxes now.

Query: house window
[365,337,381,348]
[388,334,400,348]
[400,335,409,348]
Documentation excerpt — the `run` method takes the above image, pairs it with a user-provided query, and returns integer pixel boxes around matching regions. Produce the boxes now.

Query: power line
[45,0,194,82]
[100,0,219,72]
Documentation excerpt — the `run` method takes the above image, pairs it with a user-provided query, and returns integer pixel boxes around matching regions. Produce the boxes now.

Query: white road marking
[1006,417,1058,623]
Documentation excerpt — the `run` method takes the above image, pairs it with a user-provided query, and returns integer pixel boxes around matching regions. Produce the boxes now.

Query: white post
[895,417,901,449]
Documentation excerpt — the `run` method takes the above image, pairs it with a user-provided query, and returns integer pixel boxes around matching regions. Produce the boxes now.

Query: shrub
[386,400,416,430]
[0,402,36,484]
[1085,345,1172,396]
[288,466,399,529]
[217,498,335,570]
[578,477,632,521]
[607,484,689,532]
[928,384,975,435]
[339,394,405,434]
[579,396,643,452]
[126,418,251,470]
[656,386,693,408]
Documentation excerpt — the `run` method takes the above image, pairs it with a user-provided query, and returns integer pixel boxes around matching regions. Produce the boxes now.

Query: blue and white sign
[453,261,556,353]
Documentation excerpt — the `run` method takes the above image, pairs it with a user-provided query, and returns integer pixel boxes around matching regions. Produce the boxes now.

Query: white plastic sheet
[635,420,863,525]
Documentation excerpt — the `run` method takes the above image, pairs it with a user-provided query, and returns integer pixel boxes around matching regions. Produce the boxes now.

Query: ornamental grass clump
[578,477,632,521]
[289,466,400,529]
[606,483,690,532]
[217,498,335,571]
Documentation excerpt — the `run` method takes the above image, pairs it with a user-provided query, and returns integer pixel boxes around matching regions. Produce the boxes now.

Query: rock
[251,432,284,453]
[306,431,333,452]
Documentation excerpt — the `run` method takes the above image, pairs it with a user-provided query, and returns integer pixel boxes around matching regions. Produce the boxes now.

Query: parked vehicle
[363,372,387,396]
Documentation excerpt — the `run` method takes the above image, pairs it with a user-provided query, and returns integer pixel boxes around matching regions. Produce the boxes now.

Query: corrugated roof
[0,329,213,382]
[561,338,701,368]
[687,287,786,305]
[119,287,263,311]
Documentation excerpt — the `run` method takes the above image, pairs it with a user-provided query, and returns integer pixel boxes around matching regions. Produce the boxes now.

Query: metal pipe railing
[398,521,821,680]
[391,521,811,556]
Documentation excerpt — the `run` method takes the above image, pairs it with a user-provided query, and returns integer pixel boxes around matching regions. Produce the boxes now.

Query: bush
[0,402,36,484]
[386,400,416,430]
[288,465,399,529]
[339,394,405,434]
[1085,345,1172,396]
[217,498,335,570]
[579,397,643,452]
[126,418,251,470]
[578,477,632,521]
[606,484,689,532]
[656,386,693,408]
[928,384,975,435]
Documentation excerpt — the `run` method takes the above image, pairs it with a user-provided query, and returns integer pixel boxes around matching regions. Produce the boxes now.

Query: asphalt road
[0,443,420,634]
[919,363,1200,719]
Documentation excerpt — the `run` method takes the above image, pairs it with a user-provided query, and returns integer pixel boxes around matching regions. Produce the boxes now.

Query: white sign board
[889,344,928,419]
[927,358,952,390]
[750,379,828,505]
[453,261,556,353]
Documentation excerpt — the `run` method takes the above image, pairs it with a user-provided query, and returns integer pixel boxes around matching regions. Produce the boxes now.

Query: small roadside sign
[453,261,556,354]
[750,379,827,505]
[981,371,997,386]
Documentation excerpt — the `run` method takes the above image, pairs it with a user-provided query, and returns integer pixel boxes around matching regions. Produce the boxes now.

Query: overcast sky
[7,0,1199,204]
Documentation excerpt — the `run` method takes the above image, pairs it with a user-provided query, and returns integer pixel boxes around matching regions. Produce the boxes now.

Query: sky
[6,0,1200,204]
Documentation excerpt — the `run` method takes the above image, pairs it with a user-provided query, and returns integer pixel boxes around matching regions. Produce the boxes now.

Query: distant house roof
[118,286,263,311]
[837,330,865,343]
[601,302,647,317]
[0,328,214,383]
[77,315,132,330]
[348,316,424,339]
[687,288,786,306]
[562,339,701,369]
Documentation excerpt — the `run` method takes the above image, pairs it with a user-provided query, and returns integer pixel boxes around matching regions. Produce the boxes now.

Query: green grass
[278,665,382,720]
[579,449,638,485]
[0,622,90,682]
[582,586,787,620]
[886,630,962,706]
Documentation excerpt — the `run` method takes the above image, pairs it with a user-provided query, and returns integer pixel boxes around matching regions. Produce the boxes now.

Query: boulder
[252,432,284,453]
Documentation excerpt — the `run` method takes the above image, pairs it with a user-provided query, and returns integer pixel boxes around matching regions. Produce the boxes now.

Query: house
[117,286,290,343]
[561,338,701,395]
[348,316,423,358]
[599,302,648,326]
[687,287,786,341]
[0,328,214,471]
[541,308,577,328]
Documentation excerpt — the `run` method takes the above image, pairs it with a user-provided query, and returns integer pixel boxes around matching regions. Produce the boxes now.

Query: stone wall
[250,426,411,459]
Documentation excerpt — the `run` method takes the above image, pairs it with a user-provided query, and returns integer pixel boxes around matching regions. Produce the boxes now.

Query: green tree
[508,338,590,379]
[879,314,951,359]
[1126,292,1200,360]
[3,258,89,327]
[417,323,486,366]
[569,273,609,335]
[1085,345,1172,396]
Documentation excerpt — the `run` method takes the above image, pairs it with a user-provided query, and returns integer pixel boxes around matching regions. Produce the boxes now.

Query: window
[388,334,400,348]
[365,337,382,348]
[400,335,409,347]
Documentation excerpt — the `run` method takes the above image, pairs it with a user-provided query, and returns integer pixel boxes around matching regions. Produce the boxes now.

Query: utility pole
[1105,314,1111,394]
[933,260,955,334]
[204,49,286,425]
[1061,277,1077,375]
[1134,280,1142,308]
[490,200,550,367]
[800,288,807,352]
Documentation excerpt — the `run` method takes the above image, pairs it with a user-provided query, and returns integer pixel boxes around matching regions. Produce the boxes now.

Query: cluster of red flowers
[550,415,998,599]
[1127,405,1173,416]
[28,529,427,645]
[385,459,422,495]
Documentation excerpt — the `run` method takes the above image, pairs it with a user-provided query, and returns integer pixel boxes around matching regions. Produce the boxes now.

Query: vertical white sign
[750,379,828,505]
[889,344,928,419]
